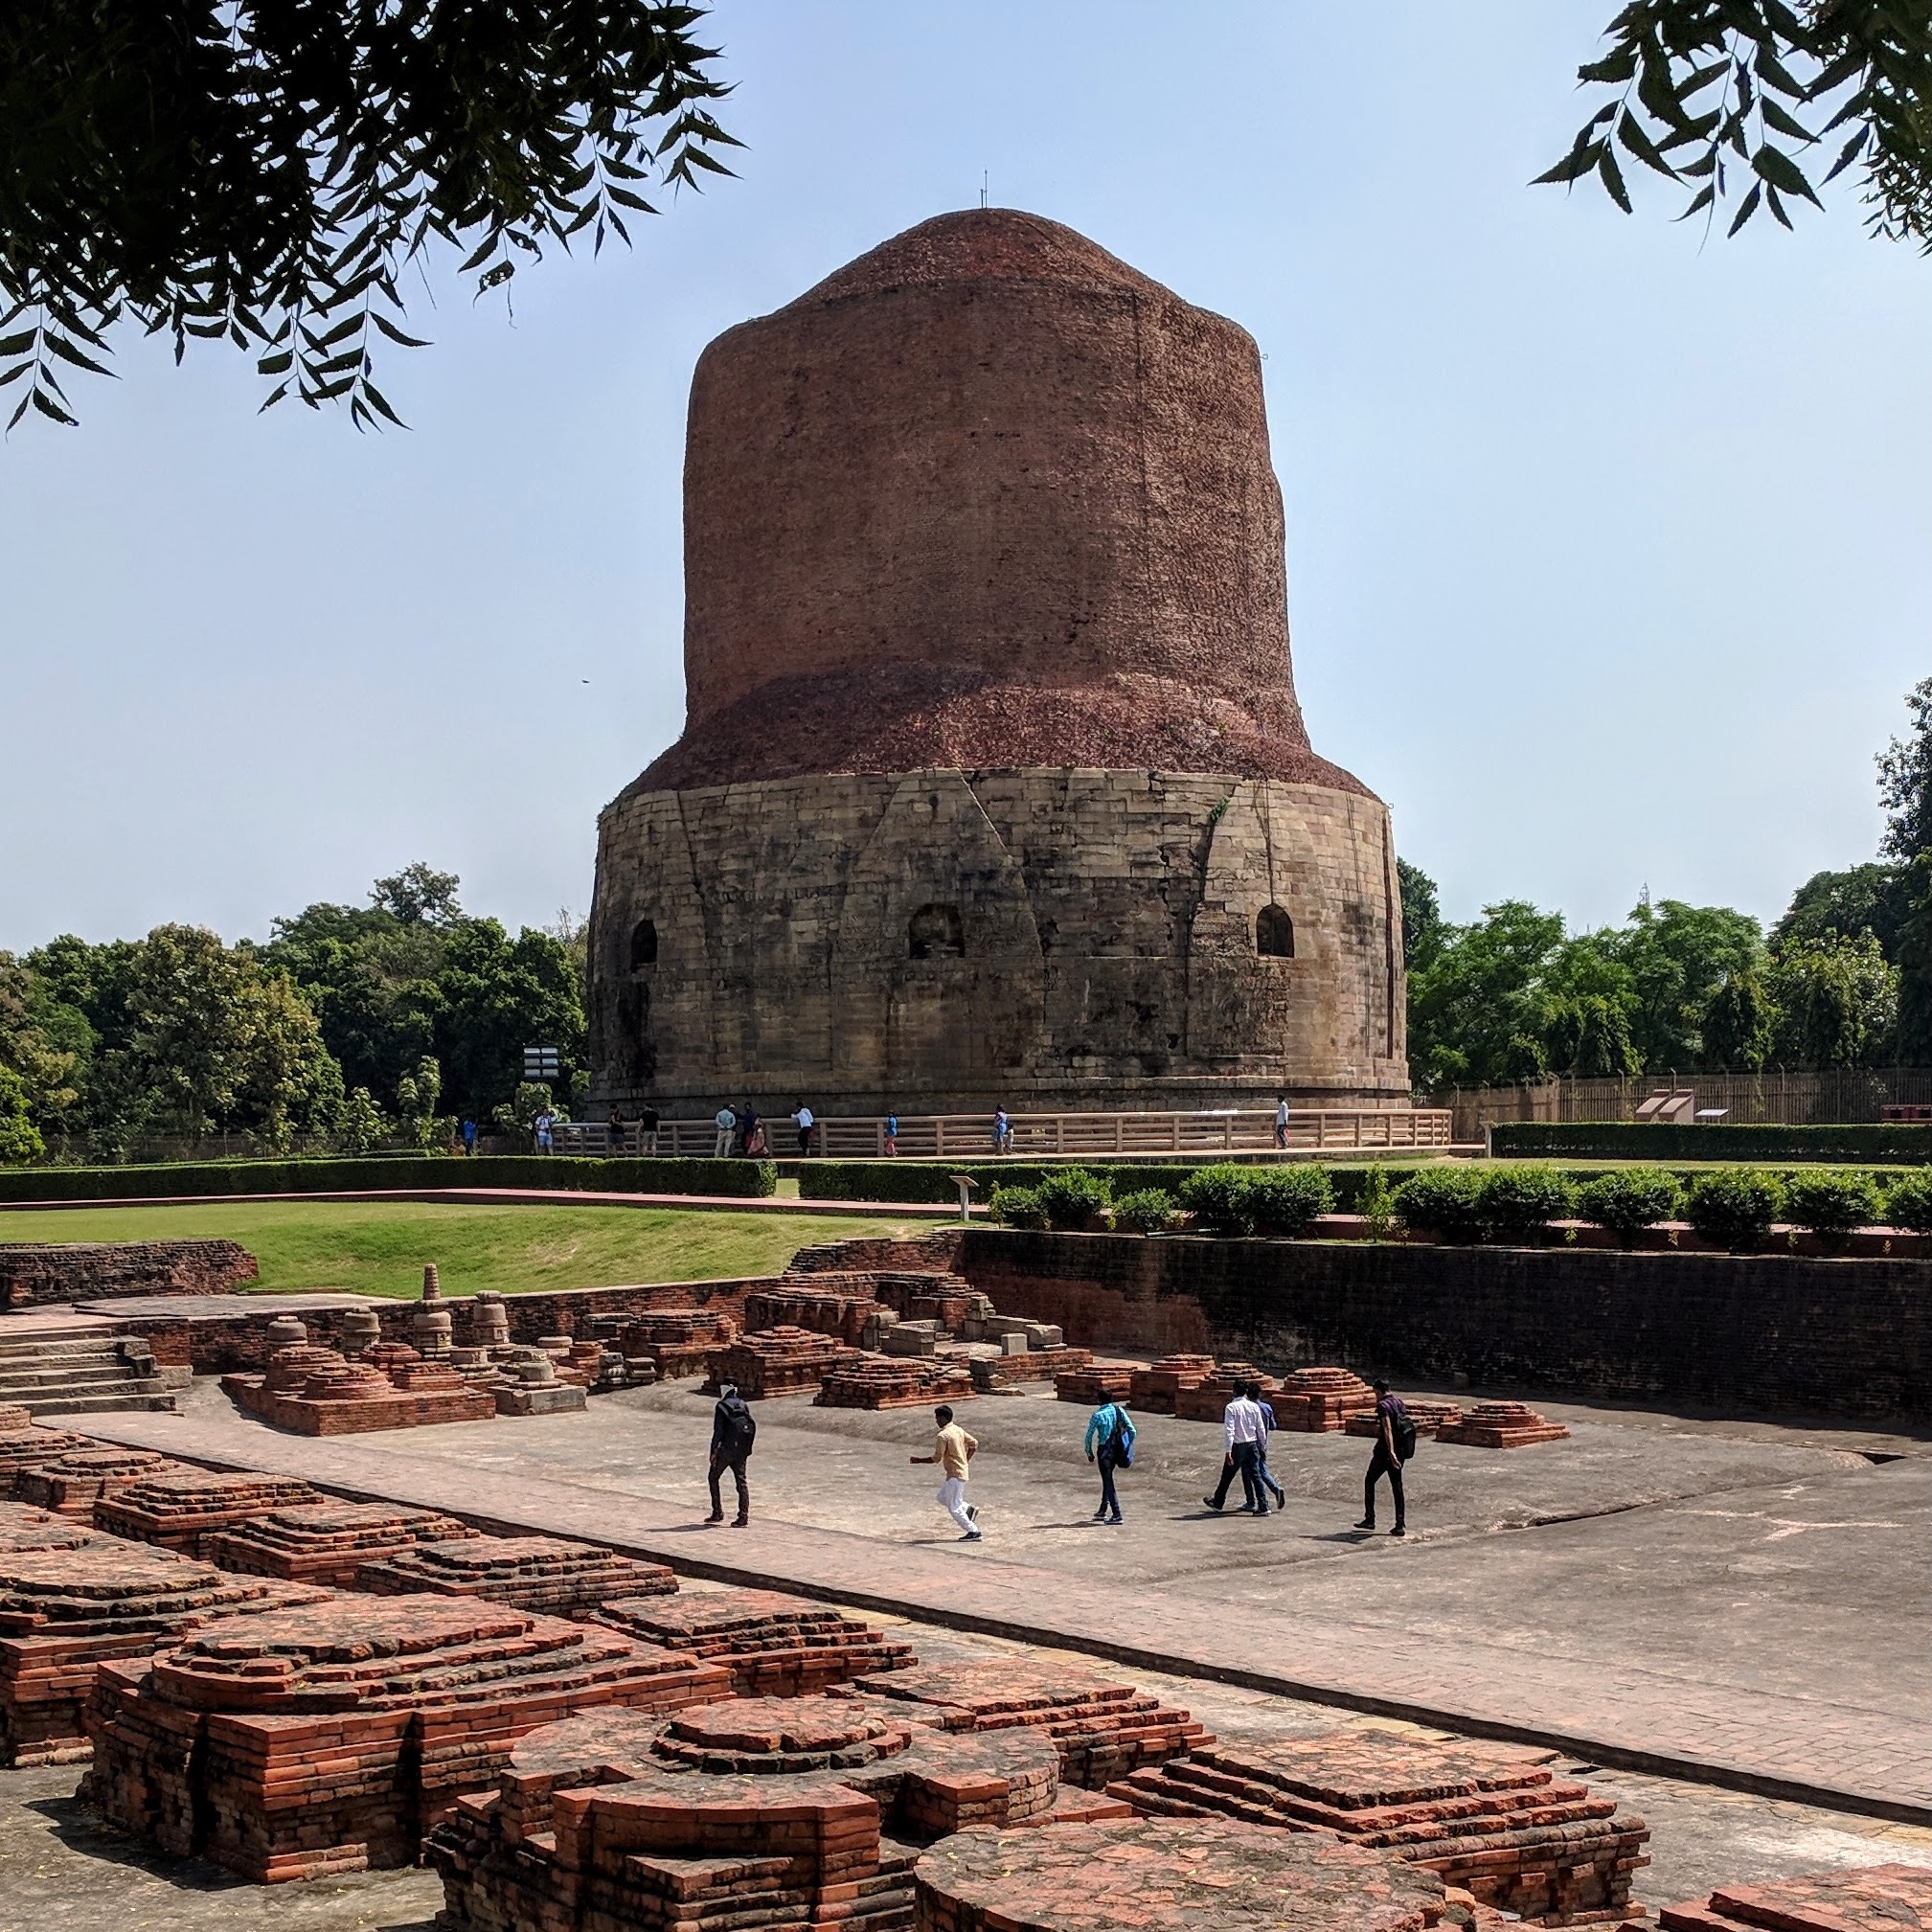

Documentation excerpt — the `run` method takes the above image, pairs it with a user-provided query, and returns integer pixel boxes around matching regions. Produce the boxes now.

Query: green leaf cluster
[1575,1167,1682,1241]
[1684,1168,1786,1249]
[1539,3,1930,247]
[0,1,740,427]
[1111,1188,1179,1235]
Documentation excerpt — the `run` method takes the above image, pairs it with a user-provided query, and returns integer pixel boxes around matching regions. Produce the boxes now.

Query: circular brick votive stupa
[587,207,1410,1117]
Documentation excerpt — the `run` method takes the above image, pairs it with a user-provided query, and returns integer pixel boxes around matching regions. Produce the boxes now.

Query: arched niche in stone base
[831,770,1046,1093]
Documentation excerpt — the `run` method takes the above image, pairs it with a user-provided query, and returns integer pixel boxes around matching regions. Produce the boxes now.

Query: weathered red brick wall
[954,1230,1932,1422]
[0,1239,257,1308]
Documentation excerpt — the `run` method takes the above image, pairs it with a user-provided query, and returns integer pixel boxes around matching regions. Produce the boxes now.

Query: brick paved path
[70,1410,1928,1826]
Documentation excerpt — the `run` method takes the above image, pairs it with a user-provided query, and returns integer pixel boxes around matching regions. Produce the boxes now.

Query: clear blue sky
[2,2,1925,953]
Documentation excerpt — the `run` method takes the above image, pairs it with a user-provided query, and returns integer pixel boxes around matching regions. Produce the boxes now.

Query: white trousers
[714,1129,733,1155]
[937,1476,976,1533]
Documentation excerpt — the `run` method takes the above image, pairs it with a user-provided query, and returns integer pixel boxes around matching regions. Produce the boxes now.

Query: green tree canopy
[0,0,737,427]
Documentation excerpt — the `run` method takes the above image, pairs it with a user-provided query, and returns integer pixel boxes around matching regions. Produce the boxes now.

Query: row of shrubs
[989,1162,1932,1251]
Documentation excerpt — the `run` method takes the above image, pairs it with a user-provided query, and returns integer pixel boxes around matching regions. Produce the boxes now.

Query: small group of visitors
[604,1103,662,1154]
[701,1380,1416,1542]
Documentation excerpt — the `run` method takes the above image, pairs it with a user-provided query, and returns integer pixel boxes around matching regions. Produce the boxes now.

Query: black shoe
[1390,1525,1407,1537]
[704,1512,724,1524]
[1354,1518,1375,1531]
[1092,1510,1109,1522]
[1107,1513,1124,1525]
[731,1516,749,1529]
[1202,1496,1223,1512]
[1237,1505,1259,1513]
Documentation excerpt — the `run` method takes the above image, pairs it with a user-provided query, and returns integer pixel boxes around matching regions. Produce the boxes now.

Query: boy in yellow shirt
[910,1403,981,1540]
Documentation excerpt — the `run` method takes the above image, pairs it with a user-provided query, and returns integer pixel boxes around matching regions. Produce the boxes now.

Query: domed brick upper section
[635,208,1369,797]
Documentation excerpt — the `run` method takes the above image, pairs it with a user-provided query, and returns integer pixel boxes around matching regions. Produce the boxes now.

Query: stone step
[0,1334,127,1357]
[0,1361,148,1391]
[9,1387,178,1416]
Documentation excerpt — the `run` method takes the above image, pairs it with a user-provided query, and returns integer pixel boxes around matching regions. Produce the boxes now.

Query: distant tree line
[1403,678,1931,1089]
[0,864,585,1164]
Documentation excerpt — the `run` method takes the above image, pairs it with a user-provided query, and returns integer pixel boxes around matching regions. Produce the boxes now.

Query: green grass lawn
[0,1200,921,1299]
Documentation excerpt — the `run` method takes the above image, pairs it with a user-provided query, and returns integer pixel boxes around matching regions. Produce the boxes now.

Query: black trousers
[1096,1450,1124,1518]
[709,1448,749,1519]
[1364,1444,1405,1527]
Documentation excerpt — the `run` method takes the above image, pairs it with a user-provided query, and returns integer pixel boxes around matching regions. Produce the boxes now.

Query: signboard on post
[522,1045,561,1083]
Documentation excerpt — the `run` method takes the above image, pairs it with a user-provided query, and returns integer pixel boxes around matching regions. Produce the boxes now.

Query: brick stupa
[597,1589,917,1696]
[204,1499,483,1586]
[586,209,1411,1119]
[353,1534,677,1618]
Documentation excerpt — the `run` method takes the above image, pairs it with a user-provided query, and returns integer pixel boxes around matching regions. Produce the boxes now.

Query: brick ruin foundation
[1272,1367,1379,1431]
[1347,1398,1466,1441]
[619,1308,739,1381]
[0,1423,94,1496]
[1436,1402,1571,1448]
[428,1694,1079,1932]
[204,1499,482,1586]
[1110,1731,1648,1926]
[0,1499,98,1556]
[854,1658,1209,1791]
[222,1340,499,1436]
[1054,1363,1137,1404]
[0,1239,259,1308]
[916,1816,1453,1932]
[94,1469,322,1557]
[1658,1867,1930,1932]
[704,1326,858,1399]
[354,1534,677,1618]
[16,1446,186,1515]
[82,1591,734,1879]
[1173,1361,1283,1422]
[817,1356,977,1410]
[0,1541,325,1765]
[595,1589,917,1696]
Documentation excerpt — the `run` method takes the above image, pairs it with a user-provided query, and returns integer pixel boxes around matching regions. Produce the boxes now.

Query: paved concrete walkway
[0,1186,971,1218]
[72,1403,1929,1826]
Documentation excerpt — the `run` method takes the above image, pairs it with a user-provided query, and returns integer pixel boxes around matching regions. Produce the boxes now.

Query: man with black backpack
[1356,1376,1414,1537]
[706,1380,757,1528]
[1082,1393,1136,1525]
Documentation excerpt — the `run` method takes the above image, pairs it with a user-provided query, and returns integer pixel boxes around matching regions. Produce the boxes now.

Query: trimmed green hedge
[0,1155,778,1204]
[1491,1123,1932,1165]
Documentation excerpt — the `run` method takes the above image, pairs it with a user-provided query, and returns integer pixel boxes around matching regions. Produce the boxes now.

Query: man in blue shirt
[1083,1396,1135,1525]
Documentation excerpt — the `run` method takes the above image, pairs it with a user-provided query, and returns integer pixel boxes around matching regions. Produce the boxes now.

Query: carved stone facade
[588,209,1409,1115]
[592,768,1403,1112]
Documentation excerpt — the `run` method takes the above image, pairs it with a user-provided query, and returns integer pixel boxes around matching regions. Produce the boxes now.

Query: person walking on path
[883,1111,899,1157]
[911,1404,981,1540]
[1083,1395,1135,1524]
[1253,1382,1287,1510]
[1203,1381,1268,1514]
[713,1105,736,1157]
[1274,1098,1289,1149]
[640,1102,661,1155]
[792,1102,816,1156]
[1357,1377,1411,1537]
[706,1380,756,1527]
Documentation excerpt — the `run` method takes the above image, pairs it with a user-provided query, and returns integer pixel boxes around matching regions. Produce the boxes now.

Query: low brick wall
[0,1240,258,1309]
[953,1230,1932,1423]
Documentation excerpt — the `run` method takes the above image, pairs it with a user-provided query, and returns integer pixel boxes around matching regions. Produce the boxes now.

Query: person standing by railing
[640,1102,660,1155]
[713,1104,736,1157]
[992,1107,1012,1155]
[883,1111,899,1157]
[792,1101,816,1157]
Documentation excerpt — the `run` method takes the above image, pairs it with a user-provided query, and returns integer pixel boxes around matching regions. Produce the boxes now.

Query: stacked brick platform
[222,1339,500,1435]
[748,1280,890,1348]
[1107,1732,1648,1926]
[1347,1399,1465,1441]
[355,1534,678,1618]
[0,1404,29,1430]
[1174,1362,1284,1422]
[1128,1354,1216,1413]
[597,1589,917,1696]
[1437,1402,1572,1448]
[970,1345,1092,1392]
[0,1423,94,1497]
[94,1469,322,1557]
[855,1657,1210,1790]
[205,1499,481,1586]
[0,1500,99,1555]
[0,1237,258,1307]
[1658,1867,1929,1932]
[17,1447,185,1516]
[703,1326,858,1398]
[917,1817,1453,1932]
[1272,1367,1379,1432]
[0,1542,323,1765]
[1054,1363,1136,1405]
[428,1694,1067,1932]
[869,1271,987,1333]
[82,1592,734,1879]
[815,1356,976,1410]
[618,1308,737,1381]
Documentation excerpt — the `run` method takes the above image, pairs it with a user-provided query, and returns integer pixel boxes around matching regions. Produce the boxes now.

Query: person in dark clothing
[639,1103,661,1155]
[1356,1376,1408,1536]
[1253,1383,1287,1510]
[706,1381,756,1527]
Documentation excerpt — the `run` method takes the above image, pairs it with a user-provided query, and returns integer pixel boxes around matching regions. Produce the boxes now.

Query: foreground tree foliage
[1542,1,1931,244]
[0,0,737,426]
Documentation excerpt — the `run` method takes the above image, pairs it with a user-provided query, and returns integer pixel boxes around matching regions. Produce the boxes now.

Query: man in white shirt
[1203,1383,1269,1514]
[1274,1098,1289,1148]
[713,1105,736,1157]
[792,1102,816,1157]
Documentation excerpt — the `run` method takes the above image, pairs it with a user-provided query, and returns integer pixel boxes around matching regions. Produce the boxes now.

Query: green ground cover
[0,1201,909,1299]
